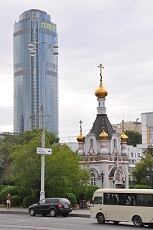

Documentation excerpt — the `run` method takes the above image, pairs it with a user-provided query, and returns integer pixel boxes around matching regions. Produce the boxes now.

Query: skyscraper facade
[13,9,58,135]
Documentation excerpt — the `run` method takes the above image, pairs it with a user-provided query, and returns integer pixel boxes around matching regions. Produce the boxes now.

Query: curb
[0,210,90,218]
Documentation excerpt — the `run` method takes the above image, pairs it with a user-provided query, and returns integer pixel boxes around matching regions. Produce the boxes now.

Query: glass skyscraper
[13,9,58,135]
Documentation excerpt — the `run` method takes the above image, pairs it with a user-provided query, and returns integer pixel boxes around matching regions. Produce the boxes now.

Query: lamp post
[146,166,153,189]
[28,41,58,200]
[100,171,105,188]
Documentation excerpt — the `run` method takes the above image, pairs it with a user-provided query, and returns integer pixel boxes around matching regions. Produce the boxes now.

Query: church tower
[77,64,129,189]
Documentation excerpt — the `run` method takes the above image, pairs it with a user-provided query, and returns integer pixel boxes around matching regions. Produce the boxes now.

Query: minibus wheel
[133,215,143,227]
[97,213,105,224]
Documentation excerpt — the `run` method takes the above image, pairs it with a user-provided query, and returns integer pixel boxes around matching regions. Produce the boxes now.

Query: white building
[75,64,129,189]
[128,145,142,172]
[137,112,153,151]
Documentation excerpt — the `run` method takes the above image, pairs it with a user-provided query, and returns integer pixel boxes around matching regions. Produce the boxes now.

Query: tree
[124,130,142,147]
[45,144,90,197]
[143,145,153,157]
[131,153,153,187]
[4,130,90,197]
[0,133,20,184]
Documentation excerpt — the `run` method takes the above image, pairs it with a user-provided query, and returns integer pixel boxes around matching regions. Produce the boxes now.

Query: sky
[0,0,153,142]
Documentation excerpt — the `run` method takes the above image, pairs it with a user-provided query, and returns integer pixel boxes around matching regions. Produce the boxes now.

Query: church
[76,64,129,189]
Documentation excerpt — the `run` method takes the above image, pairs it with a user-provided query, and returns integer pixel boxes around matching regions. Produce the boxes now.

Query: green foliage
[65,193,76,207]
[124,130,142,147]
[131,153,153,187]
[129,184,149,189]
[5,130,60,192]
[0,185,7,202]
[23,196,37,208]
[1,130,90,199]
[45,144,90,197]
[143,145,153,157]
[84,185,99,200]
[0,185,7,192]
[18,187,31,204]
[0,186,19,204]
[11,195,21,206]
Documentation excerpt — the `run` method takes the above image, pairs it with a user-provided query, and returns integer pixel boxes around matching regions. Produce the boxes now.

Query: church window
[114,139,117,148]
[90,172,96,185]
[90,139,93,148]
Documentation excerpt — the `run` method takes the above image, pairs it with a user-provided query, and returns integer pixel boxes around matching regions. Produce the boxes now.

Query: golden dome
[77,120,85,142]
[99,128,108,140]
[120,133,128,141]
[77,134,85,142]
[95,78,108,98]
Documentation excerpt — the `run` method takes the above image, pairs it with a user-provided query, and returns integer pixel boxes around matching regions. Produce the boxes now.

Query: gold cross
[98,64,104,76]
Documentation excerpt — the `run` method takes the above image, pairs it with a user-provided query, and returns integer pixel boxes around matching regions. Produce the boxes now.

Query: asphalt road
[0,214,151,230]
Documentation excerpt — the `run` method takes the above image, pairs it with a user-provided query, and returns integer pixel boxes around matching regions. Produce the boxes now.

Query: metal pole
[101,171,105,188]
[28,42,58,201]
[40,59,45,201]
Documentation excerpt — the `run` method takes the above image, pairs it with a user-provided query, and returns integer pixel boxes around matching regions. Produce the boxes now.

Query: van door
[91,196,104,219]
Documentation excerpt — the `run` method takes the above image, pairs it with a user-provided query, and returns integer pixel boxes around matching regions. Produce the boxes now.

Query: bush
[23,196,37,208]
[129,184,149,189]
[0,185,8,203]
[18,188,31,205]
[0,186,19,204]
[65,193,76,207]
[11,195,21,206]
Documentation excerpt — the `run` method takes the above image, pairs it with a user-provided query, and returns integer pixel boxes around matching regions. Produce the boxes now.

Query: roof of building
[90,114,115,140]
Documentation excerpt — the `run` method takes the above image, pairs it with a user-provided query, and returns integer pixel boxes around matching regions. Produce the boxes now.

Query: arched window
[90,172,96,185]
[114,139,117,148]
[90,139,93,149]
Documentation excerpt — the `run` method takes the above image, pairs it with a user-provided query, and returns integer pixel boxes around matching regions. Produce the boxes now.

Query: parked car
[29,198,72,217]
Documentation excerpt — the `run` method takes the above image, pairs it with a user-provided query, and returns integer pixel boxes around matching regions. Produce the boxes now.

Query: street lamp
[100,171,105,188]
[28,41,58,201]
[146,166,153,189]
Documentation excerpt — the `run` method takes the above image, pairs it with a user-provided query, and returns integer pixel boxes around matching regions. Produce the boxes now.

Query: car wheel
[29,208,35,216]
[133,215,143,227]
[113,221,119,225]
[62,213,68,217]
[97,213,105,224]
[50,208,56,217]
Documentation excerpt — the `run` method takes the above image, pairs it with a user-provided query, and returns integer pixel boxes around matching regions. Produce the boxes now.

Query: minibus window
[94,196,102,204]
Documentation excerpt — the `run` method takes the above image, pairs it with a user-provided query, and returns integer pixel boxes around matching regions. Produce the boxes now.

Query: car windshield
[39,199,45,204]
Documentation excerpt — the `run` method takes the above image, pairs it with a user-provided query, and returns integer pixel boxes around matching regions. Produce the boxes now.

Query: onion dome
[99,127,108,140]
[77,120,85,142]
[120,133,128,141]
[77,133,85,142]
[95,76,108,98]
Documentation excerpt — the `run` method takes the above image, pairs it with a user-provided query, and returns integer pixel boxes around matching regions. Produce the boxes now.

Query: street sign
[37,147,52,155]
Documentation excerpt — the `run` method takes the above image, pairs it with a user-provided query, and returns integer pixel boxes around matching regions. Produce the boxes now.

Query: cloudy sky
[0,0,153,142]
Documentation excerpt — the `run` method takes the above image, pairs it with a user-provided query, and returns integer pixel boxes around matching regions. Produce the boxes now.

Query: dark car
[29,198,72,217]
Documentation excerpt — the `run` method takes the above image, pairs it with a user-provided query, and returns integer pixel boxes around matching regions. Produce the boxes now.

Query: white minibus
[90,188,153,228]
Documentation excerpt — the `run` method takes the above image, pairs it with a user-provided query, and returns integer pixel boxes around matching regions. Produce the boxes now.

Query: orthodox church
[76,64,129,189]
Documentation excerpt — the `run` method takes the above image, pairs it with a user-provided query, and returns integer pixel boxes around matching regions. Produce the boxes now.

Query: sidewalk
[0,207,90,218]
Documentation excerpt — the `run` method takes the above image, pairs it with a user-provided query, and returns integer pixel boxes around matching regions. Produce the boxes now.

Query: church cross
[79,120,83,134]
[122,120,125,132]
[98,64,104,76]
